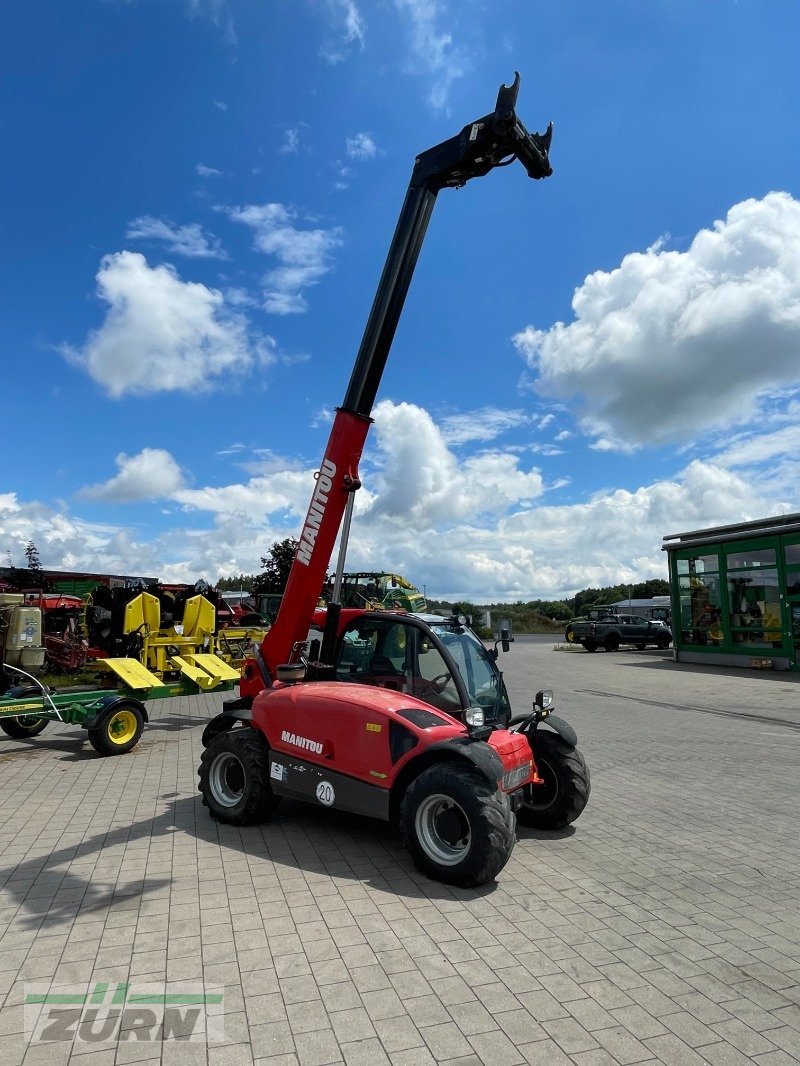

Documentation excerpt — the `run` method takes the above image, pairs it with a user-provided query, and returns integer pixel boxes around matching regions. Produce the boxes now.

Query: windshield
[430,623,511,723]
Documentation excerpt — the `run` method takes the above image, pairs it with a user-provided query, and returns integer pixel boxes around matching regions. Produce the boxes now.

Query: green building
[662,514,800,671]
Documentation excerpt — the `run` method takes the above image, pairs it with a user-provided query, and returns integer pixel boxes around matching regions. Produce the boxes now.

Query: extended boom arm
[253,73,553,684]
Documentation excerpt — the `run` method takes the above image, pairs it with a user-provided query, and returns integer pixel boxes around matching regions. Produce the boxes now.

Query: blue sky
[2,0,799,601]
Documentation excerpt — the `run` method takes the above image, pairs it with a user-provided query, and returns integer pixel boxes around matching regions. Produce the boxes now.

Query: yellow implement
[97,657,163,690]
[169,653,239,690]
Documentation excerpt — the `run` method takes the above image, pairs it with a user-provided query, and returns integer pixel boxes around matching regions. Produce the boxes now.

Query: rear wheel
[199,727,279,825]
[518,732,590,830]
[0,716,49,739]
[635,642,646,650]
[657,637,671,649]
[582,640,597,653]
[88,701,144,755]
[564,625,575,643]
[401,764,515,887]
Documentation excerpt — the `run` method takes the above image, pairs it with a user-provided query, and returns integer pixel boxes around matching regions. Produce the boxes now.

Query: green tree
[253,538,299,594]
[23,541,50,590]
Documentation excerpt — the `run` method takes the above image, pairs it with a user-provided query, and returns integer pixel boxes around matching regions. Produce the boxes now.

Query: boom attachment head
[413,71,553,191]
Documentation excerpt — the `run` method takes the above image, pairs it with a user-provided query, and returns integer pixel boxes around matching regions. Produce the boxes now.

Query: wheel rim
[106,709,138,746]
[526,757,559,811]
[415,794,471,866]
[209,751,246,808]
[17,717,47,733]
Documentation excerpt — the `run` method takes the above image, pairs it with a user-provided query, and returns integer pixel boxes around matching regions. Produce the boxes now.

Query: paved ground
[1,641,799,1065]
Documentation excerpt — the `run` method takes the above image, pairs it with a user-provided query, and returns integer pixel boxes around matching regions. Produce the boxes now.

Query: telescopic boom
[255,73,553,683]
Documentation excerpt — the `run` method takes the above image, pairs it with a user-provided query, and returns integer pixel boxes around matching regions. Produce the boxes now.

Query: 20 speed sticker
[315,781,335,806]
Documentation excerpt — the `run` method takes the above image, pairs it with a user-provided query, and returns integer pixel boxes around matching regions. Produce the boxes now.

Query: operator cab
[306,611,512,728]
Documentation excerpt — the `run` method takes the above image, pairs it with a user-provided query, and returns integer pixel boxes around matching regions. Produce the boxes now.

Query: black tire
[87,701,145,756]
[198,727,279,825]
[635,642,646,650]
[518,732,590,830]
[604,634,620,652]
[400,763,515,888]
[657,637,671,649]
[582,640,597,653]
[0,716,49,739]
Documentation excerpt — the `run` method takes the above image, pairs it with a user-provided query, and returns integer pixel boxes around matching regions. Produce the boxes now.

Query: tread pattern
[518,732,590,830]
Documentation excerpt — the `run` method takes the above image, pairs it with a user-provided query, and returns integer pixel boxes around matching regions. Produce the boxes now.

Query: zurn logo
[24,982,225,1043]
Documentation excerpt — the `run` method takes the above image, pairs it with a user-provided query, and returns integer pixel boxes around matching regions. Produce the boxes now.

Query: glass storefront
[664,517,800,670]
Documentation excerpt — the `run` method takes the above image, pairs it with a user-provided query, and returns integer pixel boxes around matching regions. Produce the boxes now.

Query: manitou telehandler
[198,75,590,887]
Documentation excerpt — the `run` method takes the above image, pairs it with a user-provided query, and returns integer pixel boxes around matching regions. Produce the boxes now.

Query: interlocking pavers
[1,644,800,1064]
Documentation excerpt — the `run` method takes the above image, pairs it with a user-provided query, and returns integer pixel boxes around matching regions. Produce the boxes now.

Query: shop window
[676,553,718,576]
[726,547,776,569]
[785,544,800,565]
[727,569,782,647]
[791,605,800,654]
[678,574,723,647]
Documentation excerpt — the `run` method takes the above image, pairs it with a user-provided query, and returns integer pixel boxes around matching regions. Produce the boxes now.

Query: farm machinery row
[0,583,266,755]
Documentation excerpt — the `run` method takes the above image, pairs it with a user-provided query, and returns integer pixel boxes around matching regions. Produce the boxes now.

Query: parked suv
[571,613,672,652]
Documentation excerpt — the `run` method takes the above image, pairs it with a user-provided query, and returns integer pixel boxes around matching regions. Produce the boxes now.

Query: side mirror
[497,618,513,654]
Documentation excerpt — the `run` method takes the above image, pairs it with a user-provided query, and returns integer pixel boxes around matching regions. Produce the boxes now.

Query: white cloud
[393,0,469,110]
[4,396,800,599]
[126,215,227,258]
[346,133,378,160]
[81,450,186,502]
[318,0,366,63]
[213,99,228,112]
[222,202,343,314]
[514,192,800,450]
[364,400,545,525]
[196,163,223,177]
[278,128,302,155]
[439,407,529,445]
[61,251,272,397]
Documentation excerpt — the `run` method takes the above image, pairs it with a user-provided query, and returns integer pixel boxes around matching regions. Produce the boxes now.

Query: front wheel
[401,764,515,887]
[582,640,597,653]
[198,727,279,825]
[657,637,671,649]
[518,732,590,830]
[0,715,49,739]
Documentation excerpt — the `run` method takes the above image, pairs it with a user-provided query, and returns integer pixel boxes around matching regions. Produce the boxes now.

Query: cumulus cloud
[81,449,186,502]
[5,390,800,598]
[346,133,378,160]
[364,400,545,525]
[126,215,227,258]
[394,0,469,110]
[514,192,800,450]
[196,163,223,177]
[222,202,343,314]
[61,251,272,396]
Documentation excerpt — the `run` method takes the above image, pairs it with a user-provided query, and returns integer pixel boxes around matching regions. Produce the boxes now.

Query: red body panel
[251,681,534,790]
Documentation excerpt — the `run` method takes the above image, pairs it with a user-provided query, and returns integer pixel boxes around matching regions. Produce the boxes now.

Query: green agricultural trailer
[0,655,238,756]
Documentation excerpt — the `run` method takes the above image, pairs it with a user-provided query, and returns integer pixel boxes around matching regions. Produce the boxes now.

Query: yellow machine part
[97,657,163,689]
[169,653,239,689]
[122,592,161,635]
[180,595,215,640]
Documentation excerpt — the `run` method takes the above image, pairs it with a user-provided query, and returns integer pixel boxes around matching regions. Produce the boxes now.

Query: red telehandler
[198,75,590,887]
